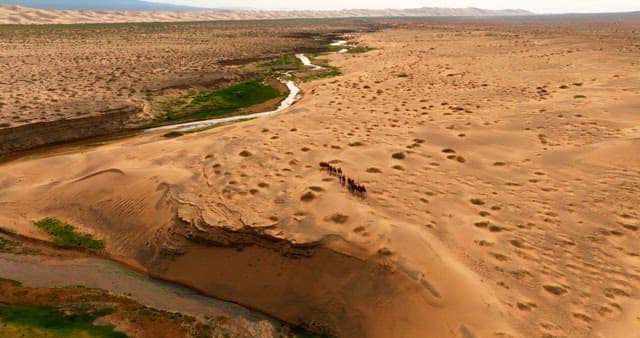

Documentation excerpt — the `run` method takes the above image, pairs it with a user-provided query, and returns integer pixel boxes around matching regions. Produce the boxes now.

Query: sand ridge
[1,17,639,337]
[0,5,530,25]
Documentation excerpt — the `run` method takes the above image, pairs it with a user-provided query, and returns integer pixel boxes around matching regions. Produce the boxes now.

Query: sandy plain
[0,16,640,338]
[0,19,371,128]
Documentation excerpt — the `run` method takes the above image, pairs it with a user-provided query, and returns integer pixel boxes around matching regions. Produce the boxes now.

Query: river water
[0,254,281,331]
[148,52,331,133]
[148,77,301,133]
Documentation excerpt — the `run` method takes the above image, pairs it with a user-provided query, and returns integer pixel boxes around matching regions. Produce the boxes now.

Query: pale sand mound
[1,20,639,337]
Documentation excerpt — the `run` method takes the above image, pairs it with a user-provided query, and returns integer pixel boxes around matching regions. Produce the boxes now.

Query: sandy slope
[0,5,529,25]
[0,19,639,337]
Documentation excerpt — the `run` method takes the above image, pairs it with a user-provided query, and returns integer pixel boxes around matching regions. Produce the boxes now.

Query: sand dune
[0,18,639,337]
[0,5,530,25]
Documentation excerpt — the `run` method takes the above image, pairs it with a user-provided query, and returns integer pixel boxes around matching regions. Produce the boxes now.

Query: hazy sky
[153,0,639,13]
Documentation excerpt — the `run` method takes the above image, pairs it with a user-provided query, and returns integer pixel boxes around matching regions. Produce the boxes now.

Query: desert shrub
[300,191,316,202]
[392,152,406,160]
[470,198,485,205]
[330,214,349,223]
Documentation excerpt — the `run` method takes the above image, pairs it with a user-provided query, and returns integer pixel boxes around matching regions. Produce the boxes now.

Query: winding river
[0,254,282,332]
[147,52,324,133]
[0,41,355,334]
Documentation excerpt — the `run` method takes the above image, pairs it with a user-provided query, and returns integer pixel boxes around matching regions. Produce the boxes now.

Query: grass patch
[300,66,342,82]
[0,235,40,255]
[259,54,303,69]
[0,235,14,252]
[34,218,105,250]
[155,79,284,126]
[0,305,126,338]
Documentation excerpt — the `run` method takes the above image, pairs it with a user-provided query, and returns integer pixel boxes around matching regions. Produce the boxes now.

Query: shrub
[300,191,316,202]
[392,152,406,160]
[330,214,349,223]
[470,198,485,205]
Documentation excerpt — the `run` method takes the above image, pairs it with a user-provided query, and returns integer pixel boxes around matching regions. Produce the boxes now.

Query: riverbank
[0,231,303,337]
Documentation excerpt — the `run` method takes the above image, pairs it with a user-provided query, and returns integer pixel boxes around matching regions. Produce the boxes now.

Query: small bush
[163,131,183,138]
[330,214,349,223]
[470,198,485,205]
[300,191,316,202]
[392,152,406,160]
[543,285,567,295]
[474,221,489,228]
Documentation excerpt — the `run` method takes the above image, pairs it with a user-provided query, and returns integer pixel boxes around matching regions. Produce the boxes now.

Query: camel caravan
[319,162,367,198]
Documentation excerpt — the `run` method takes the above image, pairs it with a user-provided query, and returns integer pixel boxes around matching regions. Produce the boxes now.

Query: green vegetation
[0,234,40,255]
[0,305,126,338]
[348,46,375,54]
[157,79,284,125]
[260,54,303,69]
[34,218,105,250]
[301,66,341,82]
[0,235,13,251]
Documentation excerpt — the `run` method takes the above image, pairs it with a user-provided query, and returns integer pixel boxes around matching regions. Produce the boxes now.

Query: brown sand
[1,17,639,337]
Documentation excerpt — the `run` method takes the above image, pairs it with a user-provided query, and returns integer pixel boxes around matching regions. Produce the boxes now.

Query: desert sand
[0,5,529,25]
[0,16,639,338]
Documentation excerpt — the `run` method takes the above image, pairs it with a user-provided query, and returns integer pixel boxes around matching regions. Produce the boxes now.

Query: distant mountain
[0,0,209,11]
